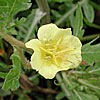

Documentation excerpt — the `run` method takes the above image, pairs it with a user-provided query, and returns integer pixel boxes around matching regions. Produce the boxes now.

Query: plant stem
[55,0,86,25]
[0,32,33,52]
[36,0,51,24]
[16,47,31,68]
[80,34,100,41]
[24,9,46,42]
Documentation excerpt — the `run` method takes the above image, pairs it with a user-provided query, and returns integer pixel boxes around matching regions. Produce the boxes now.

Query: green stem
[0,32,33,52]
[0,37,4,50]
[55,0,86,25]
[80,34,100,41]
[36,0,51,24]
[24,9,46,42]
[16,47,31,68]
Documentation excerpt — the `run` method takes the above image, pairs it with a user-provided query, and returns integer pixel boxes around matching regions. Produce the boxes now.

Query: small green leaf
[15,17,26,27]
[0,72,7,78]
[82,2,94,23]
[79,92,99,100]
[0,62,11,68]
[10,53,21,68]
[56,92,65,100]
[0,62,11,72]
[69,13,74,28]
[48,0,73,3]
[8,29,17,35]
[73,4,84,38]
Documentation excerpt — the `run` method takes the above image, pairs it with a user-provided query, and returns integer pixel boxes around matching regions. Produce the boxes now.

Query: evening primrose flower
[25,24,82,79]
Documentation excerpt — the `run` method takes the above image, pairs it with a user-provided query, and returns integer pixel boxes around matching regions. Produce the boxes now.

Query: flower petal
[25,39,42,51]
[58,28,72,36]
[30,52,42,71]
[39,63,60,79]
[38,23,59,42]
[62,50,82,69]
[38,23,71,42]
[60,36,82,68]
[61,35,82,50]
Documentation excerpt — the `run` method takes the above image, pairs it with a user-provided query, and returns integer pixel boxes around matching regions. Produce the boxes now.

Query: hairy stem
[0,32,33,52]
[55,0,86,25]
[24,9,46,42]
[36,0,51,24]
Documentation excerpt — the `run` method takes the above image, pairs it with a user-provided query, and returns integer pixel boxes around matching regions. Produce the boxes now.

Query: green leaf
[30,74,39,85]
[82,2,94,23]
[2,68,21,91]
[73,4,84,38]
[15,17,26,27]
[78,92,99,100]
[69,13,74,28]
[56,92,65,100]
[0,62,11,72]
[0,62,11,68]
[10,53,21,68]
[51,10,61,18]
[89,1,100,11]
[0,72,7,78]
[0,0,31,24]
[48,0,73,3]
[88,61,100,74]
[8,28,18,35]
[2,53,21,91]
[84,18,100,29]
[82,40,100,65]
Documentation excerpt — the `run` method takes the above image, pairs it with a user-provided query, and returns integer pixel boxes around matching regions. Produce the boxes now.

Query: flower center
[40,36,74,67]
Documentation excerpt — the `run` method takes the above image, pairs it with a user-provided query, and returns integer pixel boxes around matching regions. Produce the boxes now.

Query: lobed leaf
[82,43,100,65]
[2,53,21,91]
[0,0,31,24]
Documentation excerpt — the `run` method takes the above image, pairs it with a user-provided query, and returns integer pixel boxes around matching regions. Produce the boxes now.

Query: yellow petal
[58,28,72,36]
[25,39,41,51]
[30,52,42,71]
[39,63,60,79]
[38,23,59,42]
[62,50,82,69]
[61,35,82,50]
[38,23,71,42]
[60,35,82,68]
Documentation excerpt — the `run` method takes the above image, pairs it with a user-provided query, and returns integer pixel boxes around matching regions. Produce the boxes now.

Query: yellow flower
[25,24,82,79]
